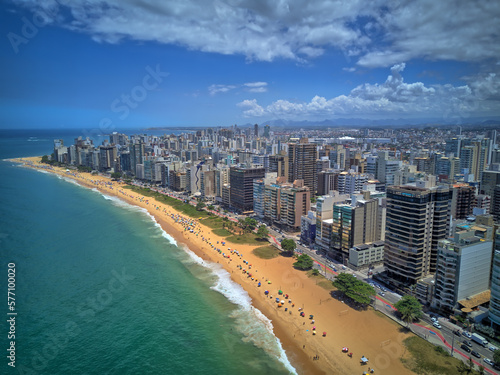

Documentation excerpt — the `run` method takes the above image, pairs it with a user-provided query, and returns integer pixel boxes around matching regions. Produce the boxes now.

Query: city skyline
[1,0,500,130]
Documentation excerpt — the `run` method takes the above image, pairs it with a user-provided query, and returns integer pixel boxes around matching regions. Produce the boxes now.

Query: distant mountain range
[256,116,500,129]
[145,116,500,132]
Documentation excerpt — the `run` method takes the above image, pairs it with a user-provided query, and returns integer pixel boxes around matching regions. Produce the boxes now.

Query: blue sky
[1,0,499,129]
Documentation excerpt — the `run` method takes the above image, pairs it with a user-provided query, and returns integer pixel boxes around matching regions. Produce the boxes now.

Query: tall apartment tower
[331,196,379,263]
[489,229,500,328]
[384,182,452,284]
[268,154,289,180]
[229,166,265,212]
[288,140,318,193]
[451,184,476,219]
[432,229,493,314]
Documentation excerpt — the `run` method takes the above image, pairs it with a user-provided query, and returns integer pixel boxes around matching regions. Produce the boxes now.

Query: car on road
[471,350,481,358]
[484,358,494,366]
[431,317,437,322]
[454,329,462,336]
[378,292,385,297]
[463,331,472,338]
[463,340,472,347]
[461,344,471,353]
[432,322,442,329]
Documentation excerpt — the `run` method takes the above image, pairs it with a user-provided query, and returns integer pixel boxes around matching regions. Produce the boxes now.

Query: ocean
[0,129,295,375]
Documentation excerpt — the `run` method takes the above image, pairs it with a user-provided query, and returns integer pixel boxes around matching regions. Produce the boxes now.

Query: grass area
[225,233,267,245]
[401,336,474,375]
[253,245,280,259]
[212,228,233,237]
[123,185,210,219]
[200,216,224,229]
[306,270,335,290]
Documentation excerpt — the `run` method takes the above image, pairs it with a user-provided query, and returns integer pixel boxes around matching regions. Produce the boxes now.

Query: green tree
[41,155,49,163]
[77,165,92,173]
[311,269,320,276]
[394,295,423,325]
[196,201,205,211]
[280,239,296,256]
[207,205,214,211]
[243,217,258,232]
[293,254,314,270]
[333,273,375,306]
[256,225,269,240]
[111,172,122,180]
[493,349,500,365]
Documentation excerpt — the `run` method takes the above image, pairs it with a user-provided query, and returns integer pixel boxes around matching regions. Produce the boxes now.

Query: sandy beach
[16,157,416,375]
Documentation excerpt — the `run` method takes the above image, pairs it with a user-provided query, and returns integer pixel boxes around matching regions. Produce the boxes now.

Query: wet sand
[15,157,416,375]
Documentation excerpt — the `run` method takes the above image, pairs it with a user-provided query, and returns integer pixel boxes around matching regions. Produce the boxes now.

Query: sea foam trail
[183,247,298,375]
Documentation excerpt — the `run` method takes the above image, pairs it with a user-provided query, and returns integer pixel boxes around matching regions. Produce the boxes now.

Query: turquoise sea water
[0,129,295,375]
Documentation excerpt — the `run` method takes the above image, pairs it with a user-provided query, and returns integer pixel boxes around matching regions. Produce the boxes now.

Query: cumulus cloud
[237,63,500,119]
[10,0,499,66]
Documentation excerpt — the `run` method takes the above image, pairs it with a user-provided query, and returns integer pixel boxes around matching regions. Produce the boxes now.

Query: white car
[484,358,494,366]
[462,331,472,338]
[433,322,442,329]
[431,317,437,322]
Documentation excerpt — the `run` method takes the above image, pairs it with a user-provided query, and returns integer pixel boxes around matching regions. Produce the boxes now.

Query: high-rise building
[433,229,493,314]
[489,229,500,328]
[480,164,500,219]
[451,184,476,219]
[254,123,259,137]
[330,194,379,263]
[288,140,318,193]
[445,138,462,158]
[263,124,270,138]
[230,166,265,212]
[337,171,370,195]
[384,181,452,284]
[317,170,337,196]
[376,151,402,186]
[268,154,288,180]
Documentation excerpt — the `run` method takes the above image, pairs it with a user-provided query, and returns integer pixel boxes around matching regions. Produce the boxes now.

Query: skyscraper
[230,166,265,212]
[288,140,318,193]
[384,181,452,284]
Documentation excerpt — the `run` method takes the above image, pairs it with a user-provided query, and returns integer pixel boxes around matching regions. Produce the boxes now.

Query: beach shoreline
[14,157,416,375]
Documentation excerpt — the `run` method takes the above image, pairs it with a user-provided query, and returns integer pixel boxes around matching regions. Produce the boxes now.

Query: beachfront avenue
[7,263,16,368]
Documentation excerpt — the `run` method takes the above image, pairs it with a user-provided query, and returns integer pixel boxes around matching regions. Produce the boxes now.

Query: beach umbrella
[278,290,283,294]
[281,300,285,304]
[322,332,326,337]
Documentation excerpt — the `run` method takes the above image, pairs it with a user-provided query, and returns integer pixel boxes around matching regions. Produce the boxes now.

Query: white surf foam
[99,193,178,246]
[180,243,297,374]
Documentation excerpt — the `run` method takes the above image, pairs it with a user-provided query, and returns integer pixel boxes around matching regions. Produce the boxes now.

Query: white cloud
[244,82,268,93]
[210,81,268,95]
[237,64,500,119]
[12,0,499,66]
[208,84,236,96]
